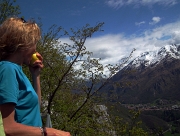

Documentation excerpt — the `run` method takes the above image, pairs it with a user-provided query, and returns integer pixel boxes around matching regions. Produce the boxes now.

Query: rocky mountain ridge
[126,44,180,70]
[101,44,180,104]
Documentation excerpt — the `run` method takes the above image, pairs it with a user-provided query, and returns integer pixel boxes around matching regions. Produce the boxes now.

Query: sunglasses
[20,17,27,23]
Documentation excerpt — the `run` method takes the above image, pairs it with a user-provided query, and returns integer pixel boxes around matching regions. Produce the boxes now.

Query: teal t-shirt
[0,61,42,127]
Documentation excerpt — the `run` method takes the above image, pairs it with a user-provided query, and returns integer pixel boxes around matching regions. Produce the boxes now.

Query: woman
[0,17,70,136]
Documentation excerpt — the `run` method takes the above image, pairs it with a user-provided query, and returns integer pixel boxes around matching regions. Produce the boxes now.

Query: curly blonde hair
[0,17,41,60]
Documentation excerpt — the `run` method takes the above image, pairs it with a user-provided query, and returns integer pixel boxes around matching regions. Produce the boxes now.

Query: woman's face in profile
[21,44,36,65]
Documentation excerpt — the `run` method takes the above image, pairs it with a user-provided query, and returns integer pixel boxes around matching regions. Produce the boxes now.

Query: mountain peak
[126,44,180,69]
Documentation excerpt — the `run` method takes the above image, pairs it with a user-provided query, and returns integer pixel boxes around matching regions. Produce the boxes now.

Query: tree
[35,24,117,135]
[34,22,138,135]
[0,0,20,24]
[111,110,148,136]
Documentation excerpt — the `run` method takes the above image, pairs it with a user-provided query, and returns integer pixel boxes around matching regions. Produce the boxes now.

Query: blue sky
[17,0,180,66]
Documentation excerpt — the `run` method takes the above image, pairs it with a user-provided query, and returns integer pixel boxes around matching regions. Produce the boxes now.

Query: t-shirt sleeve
[0,66,18,105]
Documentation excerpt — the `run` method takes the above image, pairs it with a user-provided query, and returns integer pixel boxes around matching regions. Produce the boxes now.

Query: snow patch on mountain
[127,44,180,68]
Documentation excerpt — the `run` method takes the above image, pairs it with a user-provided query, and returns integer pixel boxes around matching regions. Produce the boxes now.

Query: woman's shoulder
[0,61,21,69]
[0,61,21,73]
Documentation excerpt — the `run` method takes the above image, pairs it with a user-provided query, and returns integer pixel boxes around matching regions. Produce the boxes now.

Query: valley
[122,101,180,111]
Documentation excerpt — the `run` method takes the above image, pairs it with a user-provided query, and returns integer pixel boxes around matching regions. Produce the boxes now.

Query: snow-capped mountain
[126,44,180,69]
[100,44,180,104]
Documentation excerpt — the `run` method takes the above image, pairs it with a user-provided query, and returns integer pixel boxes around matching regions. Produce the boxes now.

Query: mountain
[126,44,180,70]
[101,44,180,104]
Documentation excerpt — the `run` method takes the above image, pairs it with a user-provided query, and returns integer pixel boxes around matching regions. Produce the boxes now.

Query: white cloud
[59,21,180,74]
[106,0,178,9]
[149,17,161,25]
[84,22,179,65]
[135,21,145,26]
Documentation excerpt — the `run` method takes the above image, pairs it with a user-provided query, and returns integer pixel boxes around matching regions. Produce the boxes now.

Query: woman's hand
[46,128,71,136]
[29,52,44,77]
